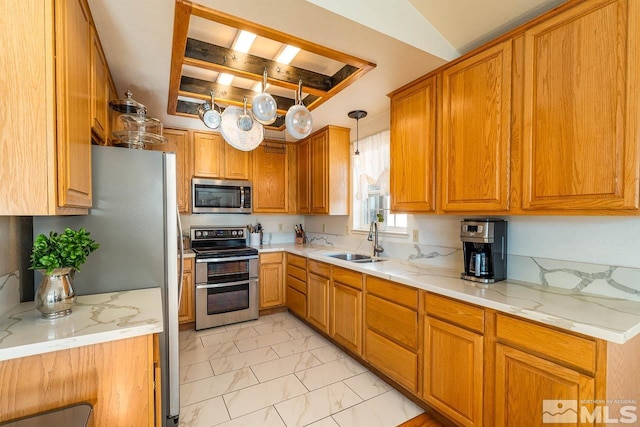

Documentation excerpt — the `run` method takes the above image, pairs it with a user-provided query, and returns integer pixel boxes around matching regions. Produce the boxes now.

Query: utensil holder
[250,233,261,246]
[295,237,304,244]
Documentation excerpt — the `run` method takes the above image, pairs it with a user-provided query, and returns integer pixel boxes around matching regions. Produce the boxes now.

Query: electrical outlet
[412,229,419,242]
[322,223,326,233]
[278,223,283,232]
[345,225,349,235]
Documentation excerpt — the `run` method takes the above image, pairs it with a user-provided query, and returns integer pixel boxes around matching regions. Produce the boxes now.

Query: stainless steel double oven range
[190,226,259,330]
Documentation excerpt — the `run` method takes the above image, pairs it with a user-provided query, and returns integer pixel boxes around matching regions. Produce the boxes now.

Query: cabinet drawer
[424,293,484,333]
[261,252,283,264]
[332,266,363,290]
[308,259,331,278]
[287,275,307,294]
[287,286,306,318]
[287,253,307,269]
[366,276,418,310]
[495,314,596,373]
[365,328,419,394]
[366,294,419,350]
[287,264,307,282]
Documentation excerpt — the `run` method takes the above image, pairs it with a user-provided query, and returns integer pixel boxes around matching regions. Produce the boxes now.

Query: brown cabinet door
[90,26,108,144]
[330,280,362,355]
[424,316,483,427]
[286,286,306,318]
[56,0,92,208]
[520,0,639,211]
[225,145,251,180]
[178,259,194,324]
[297,138,311,214]
[365,328,419,394]
[259,253,284,308]
[192,131,222,178]
[390,76,437,212]
[306,271,329,333]
[253,143,289,213]
[494,344,595,426]
[149,129,191,213]
[310,132,329,214]
[440,41,511,212]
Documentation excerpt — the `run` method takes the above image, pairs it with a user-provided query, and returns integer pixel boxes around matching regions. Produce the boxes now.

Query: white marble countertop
[256,243,640,344]
[0,287,164,361]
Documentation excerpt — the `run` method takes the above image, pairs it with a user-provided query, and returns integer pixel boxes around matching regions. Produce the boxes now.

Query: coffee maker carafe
[460,219,507,284]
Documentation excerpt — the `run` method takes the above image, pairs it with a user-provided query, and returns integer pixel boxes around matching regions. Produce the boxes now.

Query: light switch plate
[412,229,419,242]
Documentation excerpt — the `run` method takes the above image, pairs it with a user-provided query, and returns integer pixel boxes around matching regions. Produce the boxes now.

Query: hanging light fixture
[348,110,367,155]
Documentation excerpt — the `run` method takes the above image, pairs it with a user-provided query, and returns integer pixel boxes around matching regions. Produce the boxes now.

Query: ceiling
[88,0,567,141]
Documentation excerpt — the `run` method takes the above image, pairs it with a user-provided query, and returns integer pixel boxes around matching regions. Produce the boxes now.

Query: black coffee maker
[460,219,507,284]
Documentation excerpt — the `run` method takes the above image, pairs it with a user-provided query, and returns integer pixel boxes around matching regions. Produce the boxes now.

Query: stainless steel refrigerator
[33,145,183,425]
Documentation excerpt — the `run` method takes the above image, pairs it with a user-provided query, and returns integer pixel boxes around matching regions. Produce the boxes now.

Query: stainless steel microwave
[192,178,252,214]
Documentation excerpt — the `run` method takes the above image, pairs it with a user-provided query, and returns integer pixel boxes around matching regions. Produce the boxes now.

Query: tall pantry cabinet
[1,0,99,215]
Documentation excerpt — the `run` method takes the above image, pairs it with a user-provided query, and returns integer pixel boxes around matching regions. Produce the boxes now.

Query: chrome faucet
[367,221,384,257]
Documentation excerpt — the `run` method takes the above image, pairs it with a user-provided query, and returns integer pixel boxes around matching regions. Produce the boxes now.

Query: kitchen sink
[327,253,385,263]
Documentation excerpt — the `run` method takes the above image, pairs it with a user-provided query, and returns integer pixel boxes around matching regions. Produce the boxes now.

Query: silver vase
[35,267,76,319]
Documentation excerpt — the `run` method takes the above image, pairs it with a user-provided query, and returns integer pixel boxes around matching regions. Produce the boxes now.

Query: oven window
[206,260,249,284]
[206,284,249,314]
[195,185,241,208]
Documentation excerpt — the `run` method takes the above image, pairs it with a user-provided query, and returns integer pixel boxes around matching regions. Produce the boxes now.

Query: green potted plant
[31,228,99,318]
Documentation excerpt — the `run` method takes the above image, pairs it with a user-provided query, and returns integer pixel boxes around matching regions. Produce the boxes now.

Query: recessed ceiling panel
[169,0,376,130]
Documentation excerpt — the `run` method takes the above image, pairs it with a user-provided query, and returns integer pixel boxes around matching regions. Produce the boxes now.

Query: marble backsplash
[0,271,20,316]
[305,232,640,302]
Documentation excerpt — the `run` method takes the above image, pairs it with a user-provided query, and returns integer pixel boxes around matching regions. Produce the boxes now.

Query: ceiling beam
[178,76,320,113]
[184,38,331,95]
[189,2,377,71]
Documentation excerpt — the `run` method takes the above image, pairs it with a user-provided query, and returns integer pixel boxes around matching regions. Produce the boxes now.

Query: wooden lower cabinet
[494,344,595,426]
[306,261,330,333]
[423,316,483,427]
[259,252,285,309]
[330,267,363,355]
[364,276,420,394]
[178,258,194,324]
[286,254,307,318]
[0,334,159,425]
[365,328,420,394]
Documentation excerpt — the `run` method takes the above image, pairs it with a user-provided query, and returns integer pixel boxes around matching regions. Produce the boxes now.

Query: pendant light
[348,110,367,155]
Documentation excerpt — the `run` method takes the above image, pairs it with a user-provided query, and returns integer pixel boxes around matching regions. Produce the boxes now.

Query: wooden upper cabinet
[90,25,108,144]
[192,131,251,180]
[310,131,329,213]
[225,144,251,180]
[56,0,93,209]
[520,0,639,211]
[297,138,311,214]
[297,126,350,215]
[440,41,511,212]
[148,128,192,213]
[193,131,222,178]
[252,142,289,213]
[389,76,437,212]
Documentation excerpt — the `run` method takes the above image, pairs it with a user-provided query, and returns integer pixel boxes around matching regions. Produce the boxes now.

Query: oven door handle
[196,280,251,290]
[196,255,258,263]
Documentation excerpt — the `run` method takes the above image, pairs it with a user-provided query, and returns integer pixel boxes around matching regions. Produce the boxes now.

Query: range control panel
[191,227,246,241]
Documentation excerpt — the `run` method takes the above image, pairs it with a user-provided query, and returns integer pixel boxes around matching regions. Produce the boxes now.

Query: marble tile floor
[178,312,425,427]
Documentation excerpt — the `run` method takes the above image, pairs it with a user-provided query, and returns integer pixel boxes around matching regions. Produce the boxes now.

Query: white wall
[302,213,640,269]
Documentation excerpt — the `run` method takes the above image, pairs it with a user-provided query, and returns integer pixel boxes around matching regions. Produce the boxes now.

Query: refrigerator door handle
[177,205,184,305]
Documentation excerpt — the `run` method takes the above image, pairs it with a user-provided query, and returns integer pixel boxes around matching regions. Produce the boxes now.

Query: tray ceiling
[168,0,376,130]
